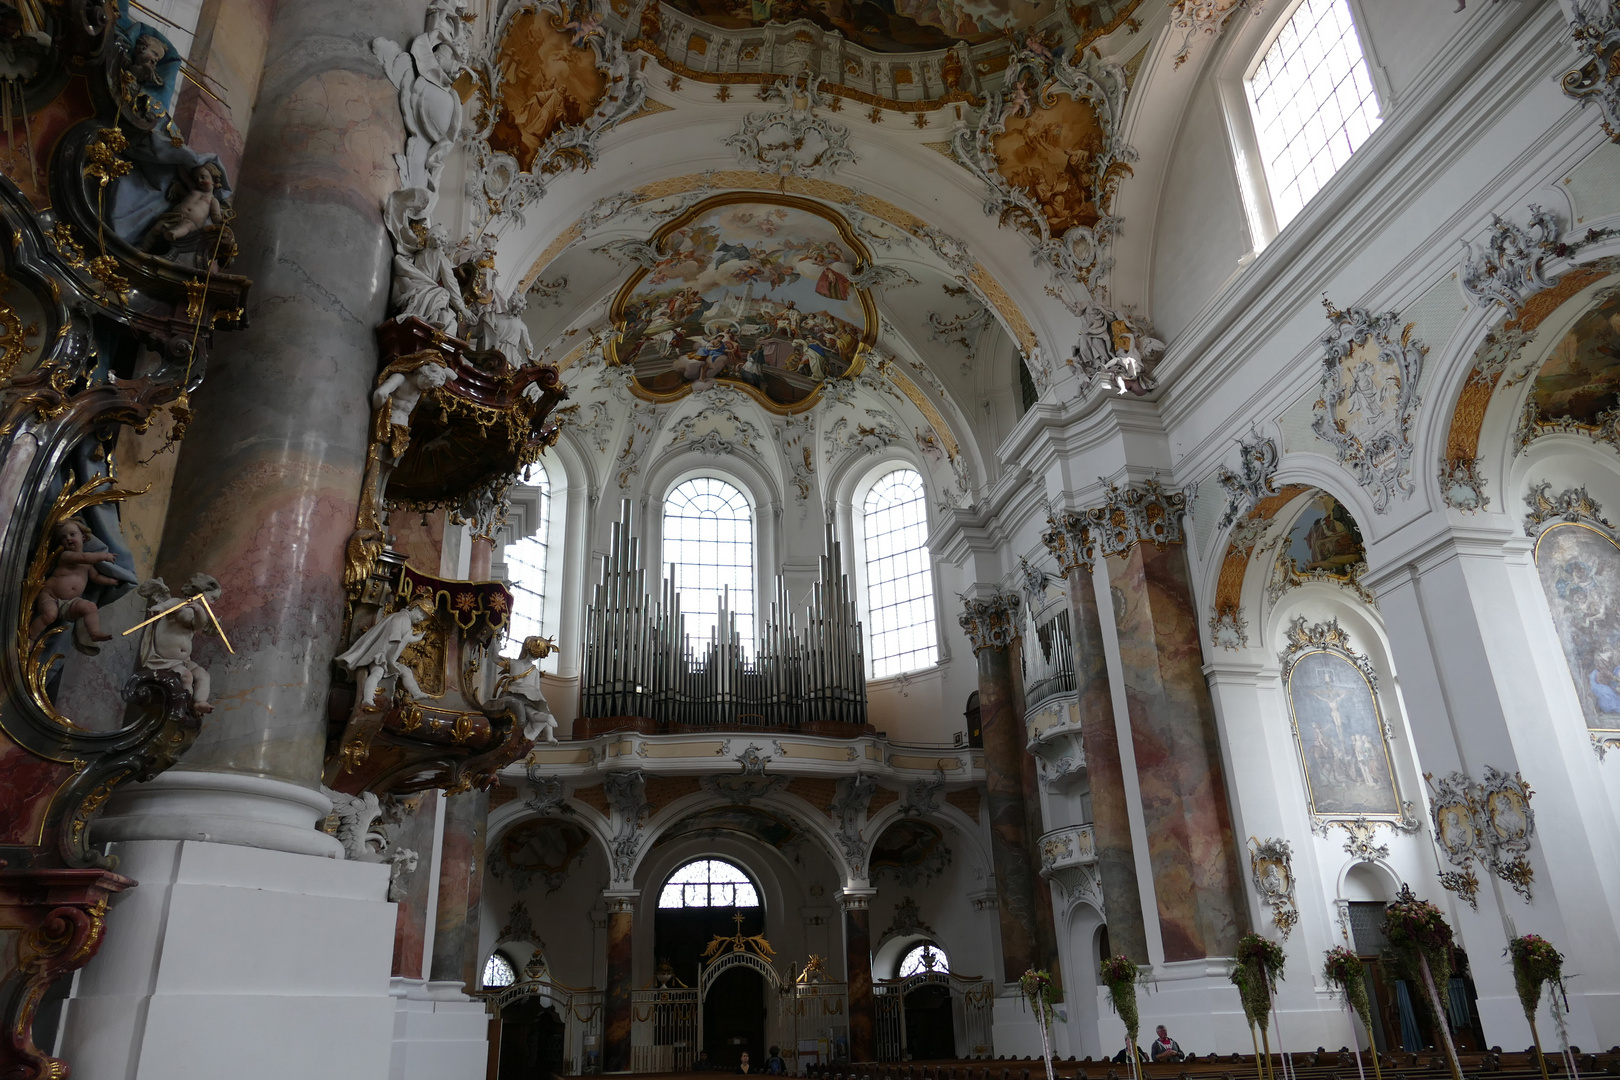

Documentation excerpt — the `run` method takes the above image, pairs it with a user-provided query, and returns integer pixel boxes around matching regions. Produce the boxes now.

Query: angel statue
[134,573,223,715]
[336,595,436,708]
[1100,320,1165,396]
[474,287,535,367]
[494,635,558,743]
[373,357,455,462]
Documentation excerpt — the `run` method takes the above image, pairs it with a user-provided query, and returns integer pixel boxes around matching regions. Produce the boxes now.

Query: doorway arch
[704,966,768,1069]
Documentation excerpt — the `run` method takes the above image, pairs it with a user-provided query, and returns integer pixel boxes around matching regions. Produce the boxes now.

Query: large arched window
[658,859,760,908]
[1246,0,1381,230]
[862,469,938,678]
[662,477,755,650]
[482,952,516,988]
[502,461,552,658]
[897,942,949,977]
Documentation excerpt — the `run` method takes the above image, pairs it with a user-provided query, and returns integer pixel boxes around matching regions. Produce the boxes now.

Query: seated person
[1150,1026,1185,1063]
[1112,1044,1147,1064]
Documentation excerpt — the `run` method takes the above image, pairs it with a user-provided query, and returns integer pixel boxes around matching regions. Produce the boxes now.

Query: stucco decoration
[1083,478,1187,556]
[604,768,653,885]
[1168,0,1254,69]
[830,773,878,879]
[607,194,878,414]
[466,0,647,231]
[951,36,1134,291]
[1247,836,1297,939]
[1311,301,1427,513]
[958,591,1021,653]
[494,816,592,893]
[1511,284,1620,457]
[1424,767,1536,907]
[1562,1,1620,143]
[1216,429,1280,531]
[726,70,856,179]
[1438,456,1490,513]
[1460,206,1561,315]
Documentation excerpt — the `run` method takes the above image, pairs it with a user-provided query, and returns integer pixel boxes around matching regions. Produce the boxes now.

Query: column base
[387,977,491,1080]
[58,839,396,1080]
[92,770,344,858]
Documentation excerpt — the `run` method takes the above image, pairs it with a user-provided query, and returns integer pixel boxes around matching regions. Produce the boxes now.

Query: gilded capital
[1041,509,1095,575]
[958,591,1022,654]
[1081,478,1188,557]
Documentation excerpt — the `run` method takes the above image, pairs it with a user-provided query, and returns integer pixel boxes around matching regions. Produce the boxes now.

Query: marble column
[603,892,636,1073]
[429,788,489,992]
[959,593,1042,984]
[1043,512,1149,963]
[841,889,876,1063]
[1100,487,1246,962]
[97,0,429,853]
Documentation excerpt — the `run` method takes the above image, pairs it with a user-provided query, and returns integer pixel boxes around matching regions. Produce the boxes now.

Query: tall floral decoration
[1506,935,1565,1080]
[1099,954,1142,1080]
[1323,945,1380,1080]
[1381,887,1462,1080]
[1234,934,1287,1080]
[1020,969,1058,1080]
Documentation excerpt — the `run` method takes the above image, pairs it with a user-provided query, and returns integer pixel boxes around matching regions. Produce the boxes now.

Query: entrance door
[903,984,955,1060]
[499,1000,566,1080]
[705,968,767,1069]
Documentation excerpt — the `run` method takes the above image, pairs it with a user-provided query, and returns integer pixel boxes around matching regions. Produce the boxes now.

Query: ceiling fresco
[1528,285,1620,429]
[659,0,1051,53]
[609,194,877,412]
[991,87,1106,238]
[490,6,611,172]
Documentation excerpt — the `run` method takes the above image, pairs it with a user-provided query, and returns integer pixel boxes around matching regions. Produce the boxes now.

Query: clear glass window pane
[502,462,553,658]
[656,859,761,909]
[1246,0,1382,230]
[862,469,939,679]
[483,953,517,988]
[662,477,755,652]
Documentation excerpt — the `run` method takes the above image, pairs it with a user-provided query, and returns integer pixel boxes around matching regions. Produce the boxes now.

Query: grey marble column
[98,0,428,854]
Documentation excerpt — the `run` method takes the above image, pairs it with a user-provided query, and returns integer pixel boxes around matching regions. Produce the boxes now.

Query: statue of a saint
[336,596,436,707]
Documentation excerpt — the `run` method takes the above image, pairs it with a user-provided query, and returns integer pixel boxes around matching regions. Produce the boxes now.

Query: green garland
[1230,960,1271,1034]
[1099,954,1141,1045]
[1506,935,1564,1023]
[1237,933,1287,997]
[1381,891,1453,1024]
[1323,946,1373,1036]
[1020,969,1058,1029]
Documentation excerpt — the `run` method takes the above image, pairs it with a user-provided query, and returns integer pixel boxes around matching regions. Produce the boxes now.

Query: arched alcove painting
[1282,627,1401,819]
[1533,521,1620,734]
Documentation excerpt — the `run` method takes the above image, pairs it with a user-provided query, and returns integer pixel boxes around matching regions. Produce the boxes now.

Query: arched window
[662,477,755,649]
[862,469,938,678]
[483,952,516,988]
[658,859,760,909]
[501,461,552,659]
[1246,0,1382,230]
[897,942,948,977]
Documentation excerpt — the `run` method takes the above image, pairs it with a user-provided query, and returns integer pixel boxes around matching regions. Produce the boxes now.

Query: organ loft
[0,1,1617,1078]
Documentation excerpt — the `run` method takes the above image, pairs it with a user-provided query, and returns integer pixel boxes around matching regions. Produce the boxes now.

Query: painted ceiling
[662,0,1059,54]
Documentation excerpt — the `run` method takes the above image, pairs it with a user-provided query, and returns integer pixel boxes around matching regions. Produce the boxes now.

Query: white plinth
[388,978,492,1080]
[92,770,344,858]
[58,839,398,1080]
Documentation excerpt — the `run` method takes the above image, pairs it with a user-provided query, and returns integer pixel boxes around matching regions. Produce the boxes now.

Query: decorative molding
[1168,0,1256,69]
[1310,810,1419,863]
[1247,836,1298,939]
[1522,480,1614,534]
[523,767,572,816]
[701,743,790,804]
[725,71,856,179]
[1041,506,1097,576]
[899,772,945,817]
[1083,478,1189,556]
[1425,767,1537,906]
[1562,1,1620,143]
[1460,206,1561,315]
[958,591,1022,654]
[1311,302,1428,514]
[877,895,936,948]
[829,773,877,880]
[1513,377,1620,458]
[950,39,1134,292]
[823,413,901,462]
[603,769,652,885]
[1280,616,1377,692]
[1439,456,1490,513]
[1208,608,1249,651]
[1216,429,1280,531]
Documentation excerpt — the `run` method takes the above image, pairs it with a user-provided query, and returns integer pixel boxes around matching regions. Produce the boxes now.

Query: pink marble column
[960,594,1044,984]
[603,893,636,1073]
[1044,511,1149,962]
[1103,503,1247,962]
[392,792,441,979]
[152,0,427,791]
[842,890,876,1062]
[430,788,489,991]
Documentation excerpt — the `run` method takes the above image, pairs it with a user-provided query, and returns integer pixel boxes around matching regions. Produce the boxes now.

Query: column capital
[958,592,1022,654]
[1054,478,1188,565]
[1041,508,1096,575]
[603,889,639,913]
[838,887,877,911]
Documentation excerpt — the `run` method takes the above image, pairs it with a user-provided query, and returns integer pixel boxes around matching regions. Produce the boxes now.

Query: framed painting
[1281,618,1402,820]
[608,193,877,414]
[1533,520,1620,738]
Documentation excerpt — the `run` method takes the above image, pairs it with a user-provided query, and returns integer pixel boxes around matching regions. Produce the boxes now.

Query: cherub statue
[1099,319,1165,396]
[29,517,122,642]
[126,32,167,91]
[474,288,534,366]
[372,359,455,462]
[135,573,223,715]
[494,635,558,743]
[144,162,228,245]
[335,595,435,707]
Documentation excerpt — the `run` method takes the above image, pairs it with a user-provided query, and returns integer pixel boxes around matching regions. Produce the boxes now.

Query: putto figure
[372,359,455,461]
[135,574,224,715]
[30,517,122,642]
[337,596,436,707]
[496,635,558,743]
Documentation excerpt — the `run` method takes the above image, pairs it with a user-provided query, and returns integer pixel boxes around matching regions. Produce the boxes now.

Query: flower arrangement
[1381,887,1461,1080]
[1019,969,1059,1080]
[1231,934,1285,1080]
[1323,946,1379,1080]
[1506,935,1565,1080]
[1099,954,1142,1062]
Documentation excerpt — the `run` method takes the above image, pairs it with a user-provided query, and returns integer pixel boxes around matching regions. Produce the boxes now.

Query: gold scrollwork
[0,274,41,379]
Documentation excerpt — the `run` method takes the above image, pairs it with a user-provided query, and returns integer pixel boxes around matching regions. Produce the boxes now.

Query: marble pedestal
[57,839,397,1080]
[387,977,491,1080]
